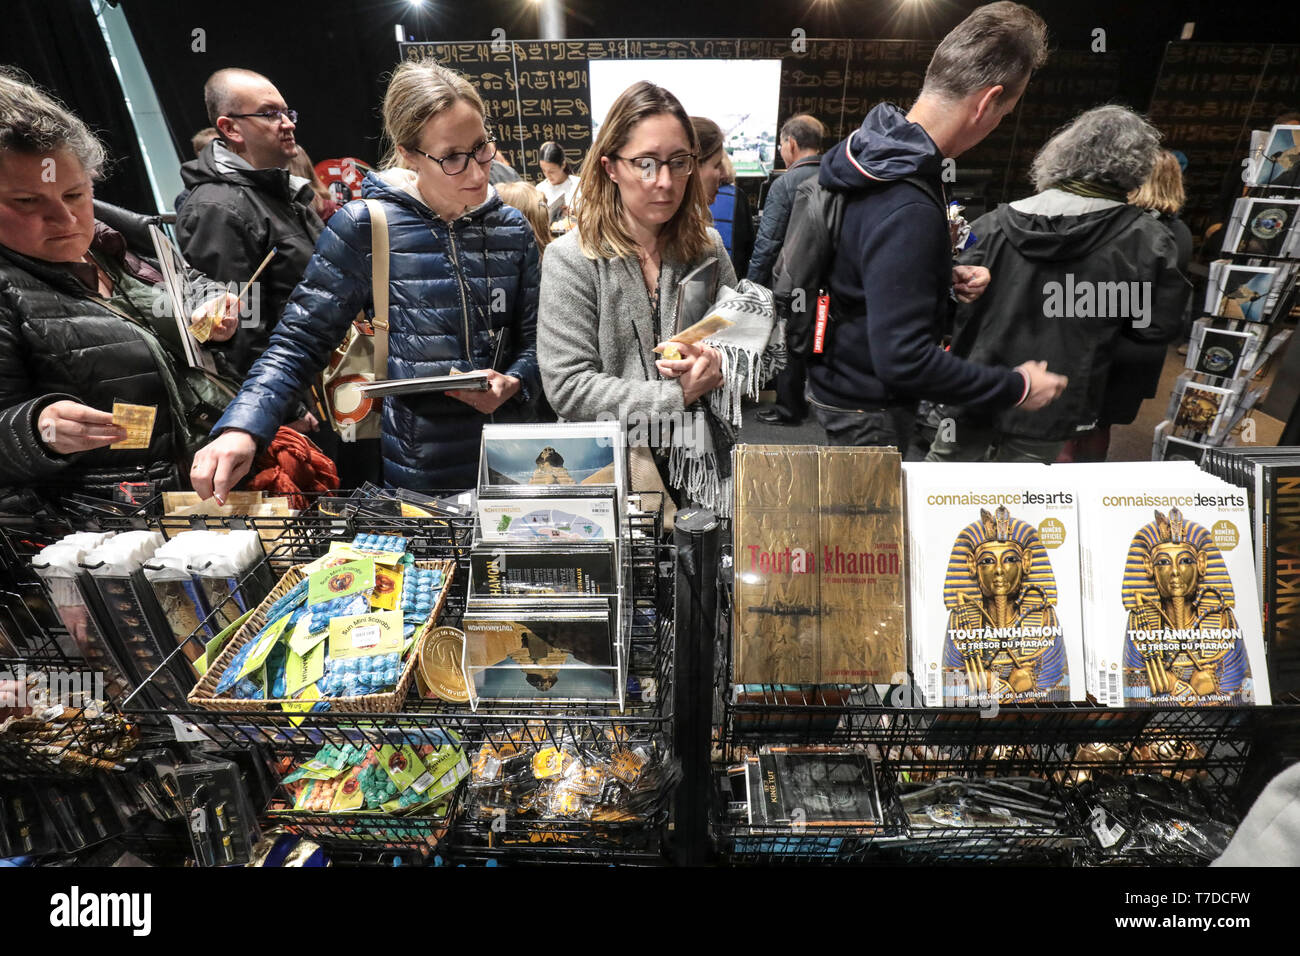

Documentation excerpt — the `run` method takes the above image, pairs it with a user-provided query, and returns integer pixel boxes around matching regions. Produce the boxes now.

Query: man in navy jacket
[808,2,1067,450]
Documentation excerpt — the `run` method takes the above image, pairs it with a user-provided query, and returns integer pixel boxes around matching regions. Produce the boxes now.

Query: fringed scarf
[666,280,784,517]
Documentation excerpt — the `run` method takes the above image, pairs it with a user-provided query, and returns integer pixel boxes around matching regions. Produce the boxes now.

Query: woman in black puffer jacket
[0,71,238,507]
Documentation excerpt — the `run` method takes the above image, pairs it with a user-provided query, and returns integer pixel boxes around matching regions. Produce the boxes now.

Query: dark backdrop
[0,0,157,213]
[4,0,1300,215]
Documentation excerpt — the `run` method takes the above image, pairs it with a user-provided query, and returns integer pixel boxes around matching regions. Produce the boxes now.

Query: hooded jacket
[949,190,1187,440]
[176,140,323,378]
[211,169,541,490]
[807,103,1027,413]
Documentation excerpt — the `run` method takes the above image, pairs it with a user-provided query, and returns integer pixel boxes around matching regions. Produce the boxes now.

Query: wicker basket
[188,559,456,714]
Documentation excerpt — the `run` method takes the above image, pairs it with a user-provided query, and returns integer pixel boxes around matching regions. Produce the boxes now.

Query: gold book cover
[731,445,906,684]
[733,445,821,683]
[818,447,905,683]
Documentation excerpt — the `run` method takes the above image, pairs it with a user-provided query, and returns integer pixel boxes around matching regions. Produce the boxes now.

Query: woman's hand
[192,292,241,343]
[448,369,522,414]
[189,429,258,503]
[36,401,128,454]
[655,341,724,406]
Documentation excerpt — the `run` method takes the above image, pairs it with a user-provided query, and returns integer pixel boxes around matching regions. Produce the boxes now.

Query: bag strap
[363,198,391,382]
[90,295,208,455]
[899,174,946,214]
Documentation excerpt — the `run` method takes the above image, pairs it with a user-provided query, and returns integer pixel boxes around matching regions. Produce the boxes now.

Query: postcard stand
[466,421,631,712]
[1155,130,1300,461]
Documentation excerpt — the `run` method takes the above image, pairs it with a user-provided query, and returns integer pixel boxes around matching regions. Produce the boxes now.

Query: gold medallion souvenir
[417,626,470,703]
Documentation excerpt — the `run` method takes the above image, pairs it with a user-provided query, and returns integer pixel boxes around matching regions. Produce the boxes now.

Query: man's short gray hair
[0,67,106,179]
[1030,105,1161,193]
[203,68,268,127]
[921,2,1049,101]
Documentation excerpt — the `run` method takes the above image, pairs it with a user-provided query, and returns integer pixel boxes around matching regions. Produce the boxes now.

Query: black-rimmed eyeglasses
[409,137,498,176]
[227,109,298,125]
[613,153,695,182]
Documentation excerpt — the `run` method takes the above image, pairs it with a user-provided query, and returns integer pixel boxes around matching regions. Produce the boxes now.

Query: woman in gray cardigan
[538,81,736,505]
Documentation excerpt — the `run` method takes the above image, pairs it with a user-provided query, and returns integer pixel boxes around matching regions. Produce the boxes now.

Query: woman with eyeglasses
[538,81,735,509]
[190,60,541,498]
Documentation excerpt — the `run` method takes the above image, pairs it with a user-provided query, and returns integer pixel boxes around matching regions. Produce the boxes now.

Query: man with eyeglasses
[175,68,324,422]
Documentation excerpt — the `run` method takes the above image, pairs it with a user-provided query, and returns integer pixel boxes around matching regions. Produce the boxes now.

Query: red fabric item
[1056,425,1112,463]
[245,427,340,510]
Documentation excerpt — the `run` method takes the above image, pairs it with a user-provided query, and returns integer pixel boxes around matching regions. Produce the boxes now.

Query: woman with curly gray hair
[927,104,1190,463]
[0,70,239,507]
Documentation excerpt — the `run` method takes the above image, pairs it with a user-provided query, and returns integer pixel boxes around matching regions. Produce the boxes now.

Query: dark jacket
[709,182,754,278]
[807,103,1026,413]
[175,140,323,378]
[1099,210,1194,425]
[950,197,1187,440]
[211,170,542,490]
[747,154,821,286]
[0,224,184,502]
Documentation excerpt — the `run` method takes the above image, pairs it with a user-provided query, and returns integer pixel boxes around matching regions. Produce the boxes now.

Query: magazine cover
[1070,468,1269,707]
[468,543,618,597]
[1167,375,1238,441]
[1210,265,1278,322]
[461,603,620,703]
[476,496,618,543]
[903,463,1085,706]
[479,421,626,491]
[1231,198,1300,258]
[1254,124,1300,187]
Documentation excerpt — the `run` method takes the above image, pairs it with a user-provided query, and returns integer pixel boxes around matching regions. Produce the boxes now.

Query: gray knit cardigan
[537,227,736,426]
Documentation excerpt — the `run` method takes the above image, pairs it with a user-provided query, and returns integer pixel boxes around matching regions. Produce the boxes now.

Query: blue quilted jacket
[211,169,541,489]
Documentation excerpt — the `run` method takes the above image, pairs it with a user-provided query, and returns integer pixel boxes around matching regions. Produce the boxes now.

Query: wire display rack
[0,517,146,782]
[264,807,455,859]
[711,545,1300,866]
[115,492,679,864]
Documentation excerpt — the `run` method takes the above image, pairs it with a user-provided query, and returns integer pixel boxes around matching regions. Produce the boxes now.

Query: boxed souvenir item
[461,596,621,702]
[468,542,618,597]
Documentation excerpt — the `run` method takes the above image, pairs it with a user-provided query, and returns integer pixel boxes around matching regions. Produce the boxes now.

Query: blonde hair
[380,59,486,170]
[576,81,712,263]
[1128,149,1185,216]
[496,180,551,253]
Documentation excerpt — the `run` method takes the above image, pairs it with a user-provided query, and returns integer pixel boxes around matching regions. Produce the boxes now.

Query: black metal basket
[712,542,1300,866]
[113,493,679,863]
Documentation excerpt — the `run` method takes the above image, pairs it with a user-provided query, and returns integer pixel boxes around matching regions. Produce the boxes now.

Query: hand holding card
[110,402,158,450]
[36,401,128,454]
